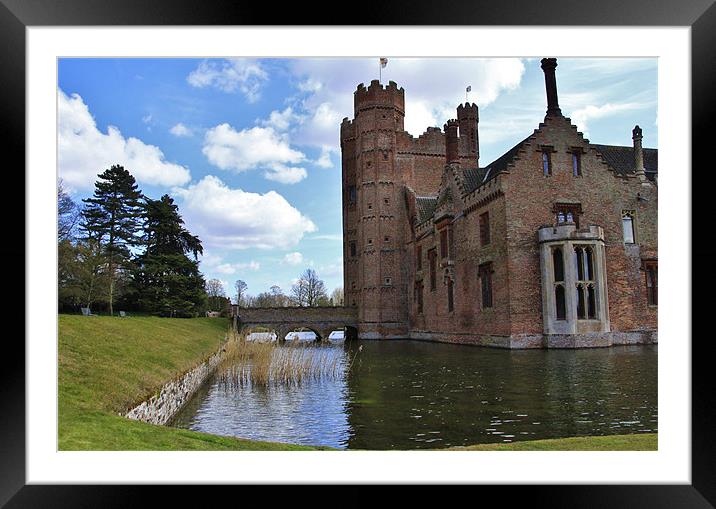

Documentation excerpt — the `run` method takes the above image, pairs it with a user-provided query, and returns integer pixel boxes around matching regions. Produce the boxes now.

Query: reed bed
[217,328,354,387]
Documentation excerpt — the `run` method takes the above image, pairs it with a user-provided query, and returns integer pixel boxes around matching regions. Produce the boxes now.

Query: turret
[354,80,405,130]
[444,119,460,165]
[457,102,479,165]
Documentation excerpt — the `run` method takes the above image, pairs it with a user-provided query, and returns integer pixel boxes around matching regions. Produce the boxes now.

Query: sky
[57,57,657,301]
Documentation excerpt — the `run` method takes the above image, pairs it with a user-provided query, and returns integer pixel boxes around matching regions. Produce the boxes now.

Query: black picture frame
[5,0,711,503]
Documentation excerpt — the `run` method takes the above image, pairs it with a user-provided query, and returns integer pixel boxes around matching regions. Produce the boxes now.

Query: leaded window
[574,245,597,319]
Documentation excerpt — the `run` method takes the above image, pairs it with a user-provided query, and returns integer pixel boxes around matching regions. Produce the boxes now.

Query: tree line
[58,165,344,317]
[208,270,344,310]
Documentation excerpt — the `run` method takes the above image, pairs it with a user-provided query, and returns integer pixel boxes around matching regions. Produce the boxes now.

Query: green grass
[451,433,657,451]
[58,315,329,450]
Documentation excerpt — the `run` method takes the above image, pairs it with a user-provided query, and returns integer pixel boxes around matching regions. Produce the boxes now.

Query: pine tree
[133,194,206,317]
[80,165,144,315]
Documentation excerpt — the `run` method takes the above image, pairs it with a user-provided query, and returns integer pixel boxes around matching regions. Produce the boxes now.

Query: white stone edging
[124,347,224,426]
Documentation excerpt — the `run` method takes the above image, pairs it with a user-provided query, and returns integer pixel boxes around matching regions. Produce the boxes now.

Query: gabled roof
[461,135,531,195]
[415,196,437,225]
[592,144,658,181]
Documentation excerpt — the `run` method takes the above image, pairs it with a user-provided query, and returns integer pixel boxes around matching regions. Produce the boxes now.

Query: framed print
[6,0,713,503]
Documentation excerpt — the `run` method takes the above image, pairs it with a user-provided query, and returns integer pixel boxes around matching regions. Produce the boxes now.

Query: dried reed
[217,328,354,387]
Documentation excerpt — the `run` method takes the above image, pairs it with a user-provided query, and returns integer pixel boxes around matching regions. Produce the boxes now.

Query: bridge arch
[232,306,358,343]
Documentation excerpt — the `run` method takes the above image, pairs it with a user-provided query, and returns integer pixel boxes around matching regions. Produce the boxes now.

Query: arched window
[622,210,636,244]
[553,247,564,282]
[574,245,598,320]
[555,285,566,320]
[542,150,552,176]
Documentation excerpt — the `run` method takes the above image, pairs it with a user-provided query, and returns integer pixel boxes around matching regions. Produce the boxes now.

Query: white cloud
[263,164,307,184]
[173,175,316,250]
[169,123,192,137]
[215,261,261,274]
[283,252,304,265]
[260,107,299,131]
[307,234,342,241]
[58,89,191,191]
[316,259,343,279]
[297,78,322,93]
[287,58,526,149]
[187,58,268,102]
[570,102,649,137]
[199,252,260,274]
[202,123,305,176]
[315,145,334,169]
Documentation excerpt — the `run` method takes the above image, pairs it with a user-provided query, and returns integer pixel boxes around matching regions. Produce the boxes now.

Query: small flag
[466,85,472,93]
[380,57,388,68]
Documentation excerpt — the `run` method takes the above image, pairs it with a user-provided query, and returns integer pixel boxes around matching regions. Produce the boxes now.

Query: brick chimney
[540,57,562,117]
[444,119,460,165]
[632,125,645,179]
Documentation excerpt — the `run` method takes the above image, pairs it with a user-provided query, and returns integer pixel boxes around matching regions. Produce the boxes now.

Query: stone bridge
[231,305,358,341]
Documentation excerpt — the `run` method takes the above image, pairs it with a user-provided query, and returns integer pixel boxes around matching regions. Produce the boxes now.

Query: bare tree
[330,286,344,306]
[270,285,289,307]
[290,268,328,307]
[58,179,81,242]
[206,279,226,298]
[234,279,248,307]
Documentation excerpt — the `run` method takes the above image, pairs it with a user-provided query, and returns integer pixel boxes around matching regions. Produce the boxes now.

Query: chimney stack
[632,125,645,179]
[540,57,562,117]
[444,119,460,165]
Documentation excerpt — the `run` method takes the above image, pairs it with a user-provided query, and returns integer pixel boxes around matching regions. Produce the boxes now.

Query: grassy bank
[452,433,657,451]
[58,315,328,450]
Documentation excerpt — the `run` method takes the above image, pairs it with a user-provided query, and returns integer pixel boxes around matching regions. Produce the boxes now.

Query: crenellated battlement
[340,117,356,141]
[457,102,478,119]
[354,80,405,114]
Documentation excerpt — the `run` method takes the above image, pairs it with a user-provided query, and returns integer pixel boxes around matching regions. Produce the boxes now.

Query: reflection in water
[172,341,657,450]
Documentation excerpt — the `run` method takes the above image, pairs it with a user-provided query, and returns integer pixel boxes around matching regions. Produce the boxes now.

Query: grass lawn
[58,314,329,450]
[452,433,657,451]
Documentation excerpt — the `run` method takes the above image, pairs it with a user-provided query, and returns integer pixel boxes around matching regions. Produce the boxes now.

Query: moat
[172,341,657,450]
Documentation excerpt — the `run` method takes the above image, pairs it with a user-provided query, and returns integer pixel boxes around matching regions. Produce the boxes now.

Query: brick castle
[340,58,657,348]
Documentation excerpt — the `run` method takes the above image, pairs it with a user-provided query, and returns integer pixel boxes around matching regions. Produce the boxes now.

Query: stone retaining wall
[409,330,657,349]
[124,348,224,426]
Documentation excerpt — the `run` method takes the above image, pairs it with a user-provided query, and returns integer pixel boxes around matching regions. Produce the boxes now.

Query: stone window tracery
[574,245,597,319]
[622,210,636,244]
[539,224,609,335]
[553,247,566,320]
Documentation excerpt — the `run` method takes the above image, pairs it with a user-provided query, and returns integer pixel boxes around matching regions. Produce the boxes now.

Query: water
[171,341,657,450]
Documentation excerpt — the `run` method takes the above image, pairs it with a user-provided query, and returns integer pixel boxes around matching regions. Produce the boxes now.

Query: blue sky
[58,57,657,301]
